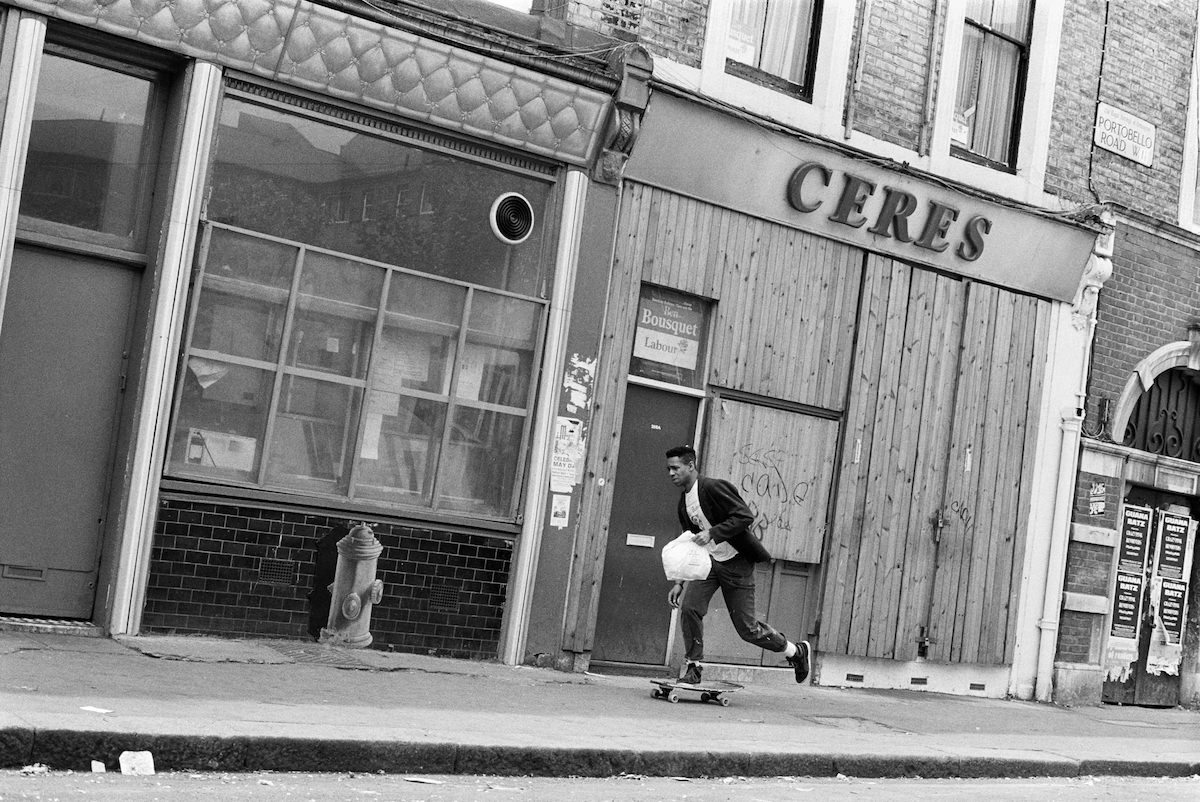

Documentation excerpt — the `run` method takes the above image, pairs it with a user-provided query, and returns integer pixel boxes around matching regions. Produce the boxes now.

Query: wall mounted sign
[626,93,1097,303]
[1094,102,1155,167]
[1115,504,1151,573]
[629,285,709,388]
[1104,504,1154,681]
[1146,512,1195,676]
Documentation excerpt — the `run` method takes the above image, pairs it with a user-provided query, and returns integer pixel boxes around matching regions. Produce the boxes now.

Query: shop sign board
[1094,102,1155,167]
[626,93,1098,303]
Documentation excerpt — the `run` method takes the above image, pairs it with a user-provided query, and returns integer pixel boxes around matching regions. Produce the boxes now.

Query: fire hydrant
[318,522,384,648]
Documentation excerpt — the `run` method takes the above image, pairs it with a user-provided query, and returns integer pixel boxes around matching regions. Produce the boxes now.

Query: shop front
[556,89,1104,698]
[0,0,648,659]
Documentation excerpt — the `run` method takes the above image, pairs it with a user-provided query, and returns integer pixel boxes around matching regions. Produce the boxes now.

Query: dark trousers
[679,553,788,662]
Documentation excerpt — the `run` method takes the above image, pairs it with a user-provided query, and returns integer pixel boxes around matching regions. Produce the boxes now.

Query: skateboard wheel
[699,693,711,703]
[667,690,680,703]
[651,688,662,699]
[719,697,730,707]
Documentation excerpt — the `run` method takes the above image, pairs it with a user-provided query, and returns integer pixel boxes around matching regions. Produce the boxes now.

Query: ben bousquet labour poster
[1104,504,1152,682]
[1146,512,1196,676]
[631,289,704,383]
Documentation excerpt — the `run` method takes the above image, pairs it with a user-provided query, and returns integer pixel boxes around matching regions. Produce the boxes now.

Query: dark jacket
[676,476,772,563]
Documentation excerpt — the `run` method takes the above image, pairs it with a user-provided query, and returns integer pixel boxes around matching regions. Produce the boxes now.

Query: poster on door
[1103,504,1154,682]
[629,286,708,388]
[1146,513,1195,676]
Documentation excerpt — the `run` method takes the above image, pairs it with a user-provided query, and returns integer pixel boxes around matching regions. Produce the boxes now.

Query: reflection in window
[725,0,821,99]
[952,0,1034,167]
[206,97,552,297]
[168,224,547,521]
[19,49,158,247]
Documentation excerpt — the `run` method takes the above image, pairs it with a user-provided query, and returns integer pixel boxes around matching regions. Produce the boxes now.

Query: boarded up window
[704,398,838,563]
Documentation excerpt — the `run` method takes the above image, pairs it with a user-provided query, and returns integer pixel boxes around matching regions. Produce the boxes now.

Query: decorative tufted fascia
[3,0,613,166]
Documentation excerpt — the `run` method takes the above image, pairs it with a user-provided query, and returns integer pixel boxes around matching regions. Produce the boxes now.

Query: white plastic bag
[661,532,711,581]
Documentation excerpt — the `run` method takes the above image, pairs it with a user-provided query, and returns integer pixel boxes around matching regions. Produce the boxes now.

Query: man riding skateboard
[664,445,811,686]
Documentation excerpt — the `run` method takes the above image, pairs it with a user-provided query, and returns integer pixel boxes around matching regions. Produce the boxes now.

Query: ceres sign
[786,162,992,262]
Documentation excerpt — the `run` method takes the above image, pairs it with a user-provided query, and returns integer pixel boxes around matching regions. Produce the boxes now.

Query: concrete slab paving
[1,630,1197,778]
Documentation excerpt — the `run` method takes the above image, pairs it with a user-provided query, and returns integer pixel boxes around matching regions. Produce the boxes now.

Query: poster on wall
[1146,513,1196,676]
[629,286,708,388]
[1103,504,1153,682]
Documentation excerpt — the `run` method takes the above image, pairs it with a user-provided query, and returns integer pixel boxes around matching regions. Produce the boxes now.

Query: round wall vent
[490,192,535,245]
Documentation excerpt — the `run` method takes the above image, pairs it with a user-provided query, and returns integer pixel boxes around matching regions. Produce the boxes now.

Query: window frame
[15,34,174,258]
[164,81,560,527]
[167,221,550,523]
[1178,1,1200,231]
[722,0,825,103]
[948,1,1036,172]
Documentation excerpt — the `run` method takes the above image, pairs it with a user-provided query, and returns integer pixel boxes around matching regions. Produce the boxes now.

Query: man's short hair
[665,445,697,464]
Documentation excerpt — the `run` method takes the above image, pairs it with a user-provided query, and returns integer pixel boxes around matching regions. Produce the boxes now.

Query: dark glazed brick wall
[1064,541,1112,597]
[143,496,512,659]
[1055,609,1097,664]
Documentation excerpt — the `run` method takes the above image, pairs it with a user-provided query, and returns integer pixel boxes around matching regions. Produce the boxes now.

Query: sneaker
[679,661,702,685]
[788,641,811,684]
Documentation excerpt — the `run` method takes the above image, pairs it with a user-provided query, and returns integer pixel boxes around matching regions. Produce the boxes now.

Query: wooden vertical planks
[821,253,887,653]
[868,266,937,658]
[1003,298,1052,664]
[956,290,1015,663]
[847,259,911,656]
[927,281,995,663]
[974,294,1032,663]
[891,274,966,661]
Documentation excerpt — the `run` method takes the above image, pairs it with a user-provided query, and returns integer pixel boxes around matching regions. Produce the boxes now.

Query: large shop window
[951,0,1034,169]
[725,0,823,100]
[166,92,554,521]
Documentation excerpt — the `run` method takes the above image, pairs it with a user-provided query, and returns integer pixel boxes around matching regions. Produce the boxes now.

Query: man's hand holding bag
[661,531,711,582]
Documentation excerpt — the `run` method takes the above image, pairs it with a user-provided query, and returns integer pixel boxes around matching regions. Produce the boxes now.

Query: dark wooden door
[592,384,698,664]
[0,246,137,617]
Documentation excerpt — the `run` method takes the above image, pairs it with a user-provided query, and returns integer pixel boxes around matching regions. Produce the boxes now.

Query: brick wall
[1074,470,1121,529]
[143,496,512,659]
[566,0,708,67]
[1087,225,1200,435]
[1047,0,1197,219]
[848,0,938,150]
[1063,541,1112,596]
[1055,609,1097,664]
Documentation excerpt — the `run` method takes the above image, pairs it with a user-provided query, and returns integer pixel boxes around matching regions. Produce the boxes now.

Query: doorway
[591,383,699,664]
[0,246,139,617]
[1102,486,1199,707]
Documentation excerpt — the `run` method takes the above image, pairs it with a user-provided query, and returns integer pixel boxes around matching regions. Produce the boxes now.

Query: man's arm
[702,478,754,543]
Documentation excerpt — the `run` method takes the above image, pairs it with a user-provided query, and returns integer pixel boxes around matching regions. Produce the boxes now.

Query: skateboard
[650,678,743,706]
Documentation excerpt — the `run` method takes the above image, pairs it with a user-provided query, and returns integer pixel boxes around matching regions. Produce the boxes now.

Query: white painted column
[1010,218,1113,701]
[108,61,223,635]
[500,168,588,665]
[0,12,45,337]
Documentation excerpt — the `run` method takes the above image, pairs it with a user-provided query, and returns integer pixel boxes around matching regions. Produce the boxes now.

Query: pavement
[1,627,1198,779]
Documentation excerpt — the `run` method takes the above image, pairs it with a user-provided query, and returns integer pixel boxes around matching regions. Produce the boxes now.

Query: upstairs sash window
[725,0,823,100]
[952,0,1035,168]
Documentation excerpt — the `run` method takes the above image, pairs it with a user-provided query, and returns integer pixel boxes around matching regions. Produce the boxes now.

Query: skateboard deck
[650,678,743,706]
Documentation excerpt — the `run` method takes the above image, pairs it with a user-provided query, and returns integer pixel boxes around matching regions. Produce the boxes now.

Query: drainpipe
[1033,210,1115,702]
